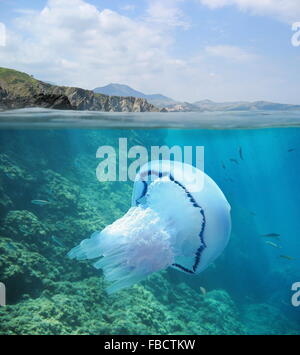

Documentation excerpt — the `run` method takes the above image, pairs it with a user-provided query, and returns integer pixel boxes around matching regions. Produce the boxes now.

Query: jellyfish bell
[68,160,231,294]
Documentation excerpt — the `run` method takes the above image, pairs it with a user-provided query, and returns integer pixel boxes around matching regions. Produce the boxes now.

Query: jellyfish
[68,160,231,294]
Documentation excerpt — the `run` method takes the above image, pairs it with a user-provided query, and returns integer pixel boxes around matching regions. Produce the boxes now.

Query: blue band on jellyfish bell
[136,169,167,205]
[136,181,148,205]
[169,174,207,274]
[172,263,195,274]
[136,169,207,274]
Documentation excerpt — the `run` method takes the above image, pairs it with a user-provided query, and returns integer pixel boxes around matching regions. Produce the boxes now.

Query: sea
[0,108,299,335]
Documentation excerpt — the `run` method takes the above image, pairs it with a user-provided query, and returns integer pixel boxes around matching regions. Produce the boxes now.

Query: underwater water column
[166,128,300,305]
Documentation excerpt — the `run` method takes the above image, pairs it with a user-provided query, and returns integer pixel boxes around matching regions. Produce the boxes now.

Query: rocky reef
[0,68,160,112]
[0,274,245,335]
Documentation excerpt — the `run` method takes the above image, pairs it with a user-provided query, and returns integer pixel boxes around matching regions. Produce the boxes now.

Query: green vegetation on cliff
[0,68,44,95]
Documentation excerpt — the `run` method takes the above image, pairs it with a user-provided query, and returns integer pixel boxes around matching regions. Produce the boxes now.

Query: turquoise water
[167,129,300,302]
[0,110,299,334]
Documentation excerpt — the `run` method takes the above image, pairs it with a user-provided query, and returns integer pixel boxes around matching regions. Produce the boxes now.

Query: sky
[0,0,300,104]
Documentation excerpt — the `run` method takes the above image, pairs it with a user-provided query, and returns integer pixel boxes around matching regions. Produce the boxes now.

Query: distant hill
[94,83,300,112]
[165,99,300,112]
[0,68,159,112]
[192,100,300,112]
[2,70,298,113]
[94,83,175,108]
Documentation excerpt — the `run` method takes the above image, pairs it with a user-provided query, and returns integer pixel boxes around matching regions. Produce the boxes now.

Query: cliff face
[0,68,160,112]
[49,85,159,112]
[0,88,74,110]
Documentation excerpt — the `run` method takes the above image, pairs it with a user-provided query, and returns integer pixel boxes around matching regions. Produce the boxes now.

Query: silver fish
[31,200,50,206]
[200,287,207,296]
[51,235,66,248]
[265,241,281,249]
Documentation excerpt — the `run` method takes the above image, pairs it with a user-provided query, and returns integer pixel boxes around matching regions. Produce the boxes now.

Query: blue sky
[0,0,300,103]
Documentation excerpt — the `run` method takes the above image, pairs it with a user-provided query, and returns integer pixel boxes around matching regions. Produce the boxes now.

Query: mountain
[94,83,300,112]
[192,100,300,112]
[165,99,300,112]
[0,68,160,112]
[94,83,146,98]
[94,83,175,108]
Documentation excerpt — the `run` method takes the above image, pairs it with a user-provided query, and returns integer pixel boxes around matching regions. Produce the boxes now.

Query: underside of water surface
[0,114,299,335]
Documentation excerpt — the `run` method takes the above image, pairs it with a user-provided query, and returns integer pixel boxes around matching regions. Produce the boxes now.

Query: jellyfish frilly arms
[68,160,231,294]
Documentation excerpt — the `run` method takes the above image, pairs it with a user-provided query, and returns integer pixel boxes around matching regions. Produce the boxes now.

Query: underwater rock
[0,275,245,335]
[144,274,245,335]
[195,290,244,335]
[0,296,75,335]
[0,185,13,211]
[0,153,36,197]
[1,210,49,242]
[0,154,34,184]
[0,237,59,302]
[40,170,80,211]
[0,153,37,216]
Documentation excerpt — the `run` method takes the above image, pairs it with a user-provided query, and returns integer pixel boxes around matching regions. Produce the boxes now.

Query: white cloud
[121,5,136,12]
[205,45,257,61]
[0,0,177,89]
[0,22,6,47]
[146,0,190,29]
[199,0,300,24]
[13,9,39,15]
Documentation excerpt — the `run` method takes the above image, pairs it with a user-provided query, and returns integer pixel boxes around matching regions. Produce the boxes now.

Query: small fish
[31,200,50,206]
[265,241,281,249]
[250,212,256,216]
[222,163,226,170]
[51,235,66,248]
[279,255,295,261]
[239,147,244,160]
[200,287,207,296]
[288,149,295,153]
[261,233,280,238]
[230,158,239,164]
